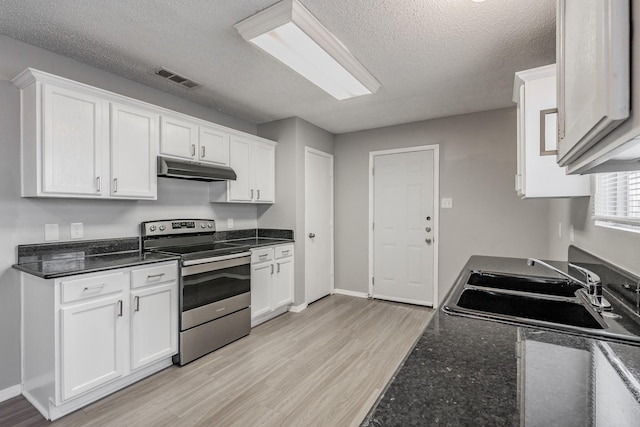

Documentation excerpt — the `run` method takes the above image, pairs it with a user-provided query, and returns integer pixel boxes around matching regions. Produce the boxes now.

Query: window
[594,172,640,230]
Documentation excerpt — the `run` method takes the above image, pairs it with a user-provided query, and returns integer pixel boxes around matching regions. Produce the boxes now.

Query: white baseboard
[289,303,307,313]
[0,384,21,403]
[334,288,369,299]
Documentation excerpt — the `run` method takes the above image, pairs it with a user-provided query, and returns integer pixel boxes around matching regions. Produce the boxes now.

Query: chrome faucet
[527,258,611,310]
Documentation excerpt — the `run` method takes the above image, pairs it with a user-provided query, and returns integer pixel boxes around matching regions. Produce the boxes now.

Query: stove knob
[201,223,206,229]
[149,225,157,232]
[159,225,166,231]
[208,223,213,228]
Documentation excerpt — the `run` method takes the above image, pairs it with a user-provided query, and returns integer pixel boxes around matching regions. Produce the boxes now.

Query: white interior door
[371,147,437,306]
[305,148,334,304]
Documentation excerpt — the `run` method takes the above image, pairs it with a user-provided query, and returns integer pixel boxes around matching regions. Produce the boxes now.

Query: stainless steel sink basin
[456,288,605,329]
[467,271,583,297]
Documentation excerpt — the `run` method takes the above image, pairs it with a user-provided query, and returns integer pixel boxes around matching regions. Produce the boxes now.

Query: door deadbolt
[309,233,316,238]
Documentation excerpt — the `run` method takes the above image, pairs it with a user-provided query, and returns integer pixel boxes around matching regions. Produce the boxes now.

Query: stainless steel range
[141,219,251,365]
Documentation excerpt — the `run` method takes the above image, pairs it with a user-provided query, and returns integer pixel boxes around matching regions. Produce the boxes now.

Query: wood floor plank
[0,295,433,427]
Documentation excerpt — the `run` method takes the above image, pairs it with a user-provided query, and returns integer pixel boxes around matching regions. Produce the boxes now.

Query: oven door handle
[182,252,252,266]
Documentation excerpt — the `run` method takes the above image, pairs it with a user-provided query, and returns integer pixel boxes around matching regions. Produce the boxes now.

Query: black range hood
[157,156,237,182]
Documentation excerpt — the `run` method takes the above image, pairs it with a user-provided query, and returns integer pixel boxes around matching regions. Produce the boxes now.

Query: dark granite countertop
[364,255,640,426]
[225,237,294,248]
[13,237,180,279]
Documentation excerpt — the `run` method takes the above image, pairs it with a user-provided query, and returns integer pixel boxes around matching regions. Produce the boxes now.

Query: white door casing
[305,147,334,304]
[369,146,439,307]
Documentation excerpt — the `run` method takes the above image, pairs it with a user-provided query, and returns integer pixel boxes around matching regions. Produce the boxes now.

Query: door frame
[304,147,335,304]
[368,145,440,307]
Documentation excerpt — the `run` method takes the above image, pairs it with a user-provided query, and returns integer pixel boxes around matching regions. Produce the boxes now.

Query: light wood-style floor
[0,294,433,427]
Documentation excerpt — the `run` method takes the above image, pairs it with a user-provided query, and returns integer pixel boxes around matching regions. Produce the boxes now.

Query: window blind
[594,172,640,226]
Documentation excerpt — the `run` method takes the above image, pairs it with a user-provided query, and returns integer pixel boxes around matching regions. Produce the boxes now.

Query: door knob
[426,227,431,232]
[425,238,432,245]
[309,233,316,238]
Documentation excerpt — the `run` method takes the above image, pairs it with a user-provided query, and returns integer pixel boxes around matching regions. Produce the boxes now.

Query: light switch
[441,198,453,209]
[44,224,59,241]
[71,223,84,239]
[227,218,234,229]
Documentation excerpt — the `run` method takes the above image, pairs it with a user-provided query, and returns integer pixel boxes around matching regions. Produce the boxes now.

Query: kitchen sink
[467,271,583,297]
[456,288,605,329]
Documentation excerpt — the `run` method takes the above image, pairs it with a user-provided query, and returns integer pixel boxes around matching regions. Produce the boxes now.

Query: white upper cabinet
[13,69,158,200]
[41,83,106,197]
[110,103,158,199]
[210,134,276,204]
[160,115,231,166]
[159,115,199,160]
[556,0,640,173]
[513,65,589,198]
[199,125,230,165]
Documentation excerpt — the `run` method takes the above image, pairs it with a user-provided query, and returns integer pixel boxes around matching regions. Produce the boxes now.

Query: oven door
[180,253,251,330]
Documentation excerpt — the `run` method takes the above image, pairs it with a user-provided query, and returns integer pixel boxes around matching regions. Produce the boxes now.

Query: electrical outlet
[227,218,234,229]
[70,223,83,239]
[44,224,59,241]
[441,198,453,209]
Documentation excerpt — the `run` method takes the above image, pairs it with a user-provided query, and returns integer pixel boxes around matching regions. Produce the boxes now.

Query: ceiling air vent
[154,67,201,90]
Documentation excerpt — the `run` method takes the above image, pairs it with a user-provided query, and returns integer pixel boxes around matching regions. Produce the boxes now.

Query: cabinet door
[160,115,198,160]
[42,84,105,196]
[253,142,275,203]
[130,282,178,370]
[228,136,253,202]
[199,126,230,165]
[557,0,630,165]
[110,103,158,199]
[274,257,294,308]
[251,262,273,318]
[60,293,126,400]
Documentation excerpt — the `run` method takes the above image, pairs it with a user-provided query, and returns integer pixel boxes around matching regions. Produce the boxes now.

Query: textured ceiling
[0,0,555,134]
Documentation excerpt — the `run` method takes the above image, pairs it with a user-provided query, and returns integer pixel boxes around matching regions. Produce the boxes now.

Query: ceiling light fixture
[234,0,380,100]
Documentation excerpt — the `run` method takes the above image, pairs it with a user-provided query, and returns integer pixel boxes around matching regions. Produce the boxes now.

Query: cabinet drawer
[274,244,293,259]
[251,248,273,264]
[131,262,177,289]
[61,272,125,304]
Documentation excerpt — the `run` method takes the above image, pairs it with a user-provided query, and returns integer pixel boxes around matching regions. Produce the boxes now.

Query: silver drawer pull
[277,263,281,273]
[216,307,226,312]
[117,300,123,317]
[147,273,166,279]
[134,296,140,312]
[259,254,268,259]
[282,250,290,255]
[83,284,105,291]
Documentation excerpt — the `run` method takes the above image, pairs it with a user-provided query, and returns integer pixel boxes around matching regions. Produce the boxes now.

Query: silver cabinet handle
[250,189,254,200]
[113,178,118,193]
[191,144,196,157]
[134,296,140,312]
[257,189,261,200]
[117,300,123,317]
[282,250,290,255]
[83,284,105,291]
[147,273,166,279]
[259,254,268,260]
[270,264,274,275]
[277,263,281,273]
[308,233,316,238]
[96,176,101,192]
[201,146,205,158]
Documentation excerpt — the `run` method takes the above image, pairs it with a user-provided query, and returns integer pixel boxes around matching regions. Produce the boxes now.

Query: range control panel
[142,219,215,236]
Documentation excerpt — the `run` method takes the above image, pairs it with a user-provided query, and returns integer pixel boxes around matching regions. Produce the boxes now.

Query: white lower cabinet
[21,261,178,421]
[250,244,294,326]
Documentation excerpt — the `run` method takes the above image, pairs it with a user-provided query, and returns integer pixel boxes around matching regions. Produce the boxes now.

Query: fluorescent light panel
[235,0,380,100]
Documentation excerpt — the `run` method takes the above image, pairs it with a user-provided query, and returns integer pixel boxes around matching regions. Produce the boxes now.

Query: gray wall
[334,108,552,303]
[0,36,260,392]
[257,117,334,305]
[547,195,640,276]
